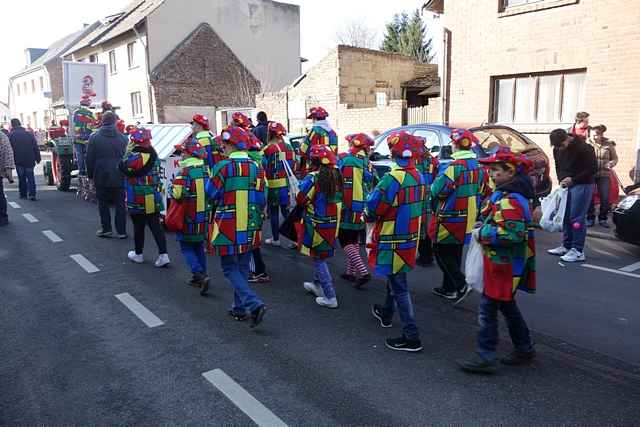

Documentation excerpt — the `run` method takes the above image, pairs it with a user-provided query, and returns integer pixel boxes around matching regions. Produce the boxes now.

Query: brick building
[256,45,440,147]
[424,0,640,184]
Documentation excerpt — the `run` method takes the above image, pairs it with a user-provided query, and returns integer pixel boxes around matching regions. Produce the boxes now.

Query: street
[2,164,640,426]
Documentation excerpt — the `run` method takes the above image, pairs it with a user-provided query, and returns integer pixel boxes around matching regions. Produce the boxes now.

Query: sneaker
[116,233,128,239]
[228,310,247,321]
[29,196,37,201]
[248,272,271,283]
[599,220,610,229]
[186,273,203,288]
[96,229,113,238]
[586,219,595,227]
[547,246,569,256]
[127,251,144,264]
[315,296,338,308]
[354,274,372,289]
[371,304,392,328]
[501,350,536,366]
[340,273,356,282]
[154,253,171,268]
[432,286,457,300]
[457,355,498,374]
[560,248,586,263]
[250,305,266,328]
[265,238,280,247]
[385,336,423,352]
[454,284,472,305]
[303,281,325,298]
[199,275,211,296]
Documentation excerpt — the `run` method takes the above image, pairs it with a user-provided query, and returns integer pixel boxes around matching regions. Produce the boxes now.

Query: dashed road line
[69,254,100,273]
[42,230,63,243]
[22,213,38,223]
[582,264,640,279]
[115,293,164,328]
[202,369,288,427]
[8,201,20,209]
[619,261,640,273]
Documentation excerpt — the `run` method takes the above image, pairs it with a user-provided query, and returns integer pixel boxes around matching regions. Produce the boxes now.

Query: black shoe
[354,274,371,289]
[96,229,113,238]
[187,273,202,288]
[416,257,434,267]
[248,272,271,283]
[457,355,498,374]
[432,287,457,300]
[199,276,211,296]
[340,273,356,282]
[501,350,536,366]
[454,285,472,305]
[250,305,266,329]
[29,196,36,201]
[228,310,248,321]
[385,336,423,352]
[19,195,27,200]
[116,233,128,239]
[371,305,392,328]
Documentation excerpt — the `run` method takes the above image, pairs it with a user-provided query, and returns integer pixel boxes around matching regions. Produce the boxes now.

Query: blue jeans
[221,252,264,314]
[269,204,289,241]
[476,294,533,362]
[313,258,336,299]
[74,143,87,175]
[179,241,207,274]
[381,273,419,340]
[588,176,611,222]
[562,184,594,252]
[16,166,36,198]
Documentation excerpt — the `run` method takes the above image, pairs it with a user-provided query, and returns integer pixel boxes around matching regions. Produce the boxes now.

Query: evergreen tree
[381,9,434,63]
[381,13,409,53]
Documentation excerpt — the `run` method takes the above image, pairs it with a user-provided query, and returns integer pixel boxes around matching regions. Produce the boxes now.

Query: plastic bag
[283,159,300,209]
[464,237,484,293]
[540,187,568,232]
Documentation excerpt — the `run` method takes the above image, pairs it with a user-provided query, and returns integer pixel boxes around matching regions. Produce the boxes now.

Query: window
[33,112,38,128]
[89,54,97,63]
[31,80,35,93]
[39,76,44,91]
[20,113,24,124]
[23,82,27,94]
[375,91,387,107]
[131,92,142,117]
[492,70,586,124]
[127,42,136,68]
[16,83,20,96]
[503,0,543,7]
[109,50,117,74]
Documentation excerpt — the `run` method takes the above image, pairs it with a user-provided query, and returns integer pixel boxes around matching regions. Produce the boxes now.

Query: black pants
[418,235,434,262]
[434,243,465,292]
[252,247,266,275]
[0,178,7,223]
[131,213,167,255]
[97,187,127,235]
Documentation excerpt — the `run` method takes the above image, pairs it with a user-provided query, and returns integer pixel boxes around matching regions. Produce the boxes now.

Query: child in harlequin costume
[231,112,252,131]
[338,133,375,288]
[72,98,96,175]
[367,132,427,352]
[261,121,298,247]
[191,114,225,172]
[457,147,536,374]
[205,126,267,328]
[299,107,338,176]
[415,142,440,266]
[119,127,170,267]
[170,138,212,295]
[431,129,489,303]
[298,145,343,309]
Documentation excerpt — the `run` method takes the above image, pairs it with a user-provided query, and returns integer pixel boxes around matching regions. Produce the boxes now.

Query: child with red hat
[415,140,440,267]
[299,106,338,176]
[337,133,376,288]
[191,114,225,172]
[298,144,343,308]
[366,131,427,352]
[119,127,170,268]
[457,147,536,374]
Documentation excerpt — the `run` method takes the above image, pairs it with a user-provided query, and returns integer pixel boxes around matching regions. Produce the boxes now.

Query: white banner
[62,62,108,107]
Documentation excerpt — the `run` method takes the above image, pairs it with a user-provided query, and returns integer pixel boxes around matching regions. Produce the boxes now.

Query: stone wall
[255,91,289,128]
[334,100,406,150]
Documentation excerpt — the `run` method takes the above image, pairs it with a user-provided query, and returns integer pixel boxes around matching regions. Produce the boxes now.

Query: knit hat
[191,114,210,130]
[221,126,250,150]
[130,127,152,145]
[268,121,287,138]
[450,128,478,150]
[307,106,329,120]
[232,112,251,130]
[175,137,207,159]
[125,124,137,135]
[387,131,420,159]
[346,133,375,154]
[479,146,532,174]
[310,144,337,166]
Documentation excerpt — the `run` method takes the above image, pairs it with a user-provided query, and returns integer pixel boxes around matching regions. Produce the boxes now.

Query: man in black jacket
[547,129,597,262]
[86,112,128,238]
[9,119,41,200]
[252,111,269,144]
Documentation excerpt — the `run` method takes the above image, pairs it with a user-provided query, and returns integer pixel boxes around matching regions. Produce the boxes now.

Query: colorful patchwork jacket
[478,186,536,301]
[170,158,210,242]
[194,130,226,172]
[431,151,489,245]
[262,141,297,206]
[296,170,343,259]
[416,151,439,238]
[72,107,96,144]
[206,151,266,256]
[366,164,426,276]
[338,149,374,231]
[119,145,164,215]
[299,122,338,174]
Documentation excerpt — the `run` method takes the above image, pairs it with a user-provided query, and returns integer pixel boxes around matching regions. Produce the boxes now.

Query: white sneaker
[265,238,281,246]
[127,251,144,264]
[154,253,171,268]
[547,246,569,256]
[560,248,586,263]
[303,281,325,298]
[315,296,338,309]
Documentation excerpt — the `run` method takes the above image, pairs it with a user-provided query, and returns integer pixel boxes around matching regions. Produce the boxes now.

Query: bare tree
[335,19,377,49]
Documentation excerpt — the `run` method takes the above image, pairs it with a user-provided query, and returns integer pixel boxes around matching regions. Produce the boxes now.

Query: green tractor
[44,135,75,192]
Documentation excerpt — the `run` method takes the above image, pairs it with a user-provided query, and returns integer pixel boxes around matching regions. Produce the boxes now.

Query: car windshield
[472,128,530,154]
[373,129,441,158]
[373,133,391,157]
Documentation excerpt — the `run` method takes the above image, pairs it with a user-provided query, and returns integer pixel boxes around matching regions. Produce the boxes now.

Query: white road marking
[115,293,164,328]
[8,201,20,209]
[22,213,38,223]
[42,230,63,242]
[620,261,640,273]
[202,369,288,427]
[69,254,100,273]
[582,264,640,279]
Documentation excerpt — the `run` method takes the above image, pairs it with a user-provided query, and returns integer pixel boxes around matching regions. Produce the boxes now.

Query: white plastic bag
[465,237,484,293]
[540,187,568,232]
[282,159,299,209]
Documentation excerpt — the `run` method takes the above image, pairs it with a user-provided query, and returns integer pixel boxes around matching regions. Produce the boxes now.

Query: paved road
[2,169,640,425]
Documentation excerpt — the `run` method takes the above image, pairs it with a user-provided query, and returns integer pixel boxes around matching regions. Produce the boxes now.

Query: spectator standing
[570,111,590,139]
[0,129,15,225]
[547,129,597,262]
[86,112,128,238]
[9,118,40,201]
[252,111,269,145]
[587,125,618,228]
